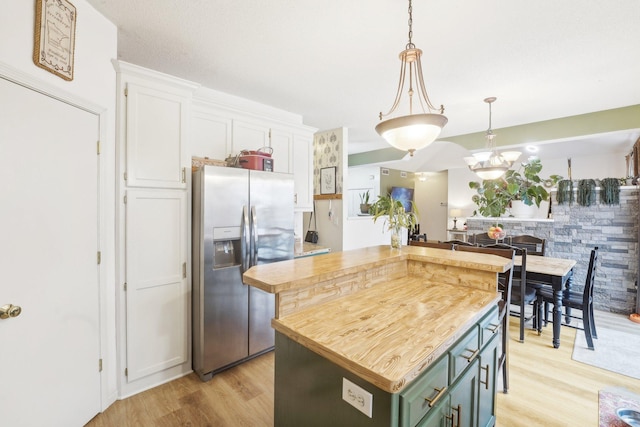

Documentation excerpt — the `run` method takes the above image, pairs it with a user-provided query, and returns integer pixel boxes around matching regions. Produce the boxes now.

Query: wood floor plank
[87,312,640,426]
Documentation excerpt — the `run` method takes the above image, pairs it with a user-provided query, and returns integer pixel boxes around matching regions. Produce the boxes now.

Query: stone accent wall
[467,187,638,314]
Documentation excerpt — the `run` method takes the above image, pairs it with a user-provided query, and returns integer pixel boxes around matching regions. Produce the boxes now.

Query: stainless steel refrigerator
[192,165,294,381]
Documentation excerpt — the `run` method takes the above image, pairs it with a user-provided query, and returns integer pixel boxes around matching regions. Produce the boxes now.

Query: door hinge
[97,251,101,265]
[124,194,127,204]
[182,262,187,279]
[125,368,128,377]
[97,140,101,155]
[99,359,103,372]
[182,167,186,183]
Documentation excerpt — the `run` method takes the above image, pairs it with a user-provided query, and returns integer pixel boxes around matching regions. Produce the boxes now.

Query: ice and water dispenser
[211,227,241,269]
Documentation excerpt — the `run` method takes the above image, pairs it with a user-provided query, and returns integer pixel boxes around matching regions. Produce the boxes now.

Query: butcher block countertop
[243,245,509,295]
[273,279,500,393]
[243,245,510,393]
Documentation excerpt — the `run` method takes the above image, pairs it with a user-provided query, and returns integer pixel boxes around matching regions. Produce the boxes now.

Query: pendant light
[376,0,448,157]
[464,97,521,180]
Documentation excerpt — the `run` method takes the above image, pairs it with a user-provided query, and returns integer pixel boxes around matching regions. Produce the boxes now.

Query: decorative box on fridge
[238,147,274,171]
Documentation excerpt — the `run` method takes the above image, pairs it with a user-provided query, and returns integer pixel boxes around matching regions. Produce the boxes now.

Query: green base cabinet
[274,306,499,427]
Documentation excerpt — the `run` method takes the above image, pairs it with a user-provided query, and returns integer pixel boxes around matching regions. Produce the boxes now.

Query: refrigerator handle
[251,205,258,266]
[241,205,250,273]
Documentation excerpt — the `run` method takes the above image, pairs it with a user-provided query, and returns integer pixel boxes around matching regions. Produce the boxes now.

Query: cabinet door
[449,358,479,427]
[478,335,499,427]
[293,133,314,211]
[191,108,232,161]
[270,129,292,173]
[126,83,188,189]
[125,189,188,381]
[232,120,269,153]
[417,394,451,427]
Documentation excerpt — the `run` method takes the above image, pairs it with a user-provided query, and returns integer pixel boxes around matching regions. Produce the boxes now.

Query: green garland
[556,180,574,205]
[577,179,597,206]
[600,177,620,205]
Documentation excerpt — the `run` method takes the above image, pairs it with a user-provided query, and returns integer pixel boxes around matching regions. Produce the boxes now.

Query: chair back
[485,243,527,302]
[509,234,546,256]
[455,245,516,310]
[583,247,599,306]
[472,232,504,246]
[409,241,454,250]
[442,239,475,248]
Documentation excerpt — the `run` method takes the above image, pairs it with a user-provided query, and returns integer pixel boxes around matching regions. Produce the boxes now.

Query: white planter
[509,200,538,219]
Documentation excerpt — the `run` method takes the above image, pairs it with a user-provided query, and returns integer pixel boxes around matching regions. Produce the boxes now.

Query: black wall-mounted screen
[390,186,414,212]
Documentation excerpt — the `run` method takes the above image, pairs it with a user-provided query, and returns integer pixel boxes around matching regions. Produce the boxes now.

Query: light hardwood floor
[87,310,640,427]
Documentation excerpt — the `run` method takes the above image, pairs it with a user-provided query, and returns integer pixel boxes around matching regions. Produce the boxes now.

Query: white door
[0,77,101,426]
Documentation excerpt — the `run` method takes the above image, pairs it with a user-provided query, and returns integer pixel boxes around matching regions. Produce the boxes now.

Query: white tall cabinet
[115,61,198,397]
[114,61,316,398]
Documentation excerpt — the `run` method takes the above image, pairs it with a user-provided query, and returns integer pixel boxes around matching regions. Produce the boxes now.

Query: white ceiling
[86,0,640,165]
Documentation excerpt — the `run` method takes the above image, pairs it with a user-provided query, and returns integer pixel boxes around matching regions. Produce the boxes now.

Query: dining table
[514,254,577,348]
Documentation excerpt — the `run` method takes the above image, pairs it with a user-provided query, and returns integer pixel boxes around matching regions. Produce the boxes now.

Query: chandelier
[375,0,448,157]
[464,97,521,180]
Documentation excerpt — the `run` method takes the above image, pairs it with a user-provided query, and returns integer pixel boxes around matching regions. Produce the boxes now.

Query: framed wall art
[33,0,77,81]
[320,167,336,194]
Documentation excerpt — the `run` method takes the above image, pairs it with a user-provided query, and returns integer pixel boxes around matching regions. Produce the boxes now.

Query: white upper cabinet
[191,107,232,162]
[269,128,293,174]
[125,83,190,189]
[231,121,293,174]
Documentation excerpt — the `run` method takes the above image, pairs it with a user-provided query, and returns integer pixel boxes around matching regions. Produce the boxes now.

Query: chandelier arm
[379,58,408,119]
[414,58,440,113]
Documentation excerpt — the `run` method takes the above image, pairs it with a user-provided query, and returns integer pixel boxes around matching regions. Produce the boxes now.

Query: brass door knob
[0,304,22,319]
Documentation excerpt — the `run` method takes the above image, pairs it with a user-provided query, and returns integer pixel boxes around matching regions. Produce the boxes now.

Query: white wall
[1,0,118,409]
[346,165,380,217]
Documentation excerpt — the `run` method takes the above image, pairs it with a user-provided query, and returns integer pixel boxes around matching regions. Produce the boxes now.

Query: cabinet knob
[0,304,22,319]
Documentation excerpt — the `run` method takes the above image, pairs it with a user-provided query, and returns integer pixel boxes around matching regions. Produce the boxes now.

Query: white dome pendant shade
[376,0,447,157]
[376,113,448,155]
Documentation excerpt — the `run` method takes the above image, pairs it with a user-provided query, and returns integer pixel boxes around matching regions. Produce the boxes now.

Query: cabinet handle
[487,323,500,333]
[424,386,447,407]
[445,413,454,427]
[452,404,462,427]
[461,348,479,363]
[480,364,490,390]
[182,167,186,183]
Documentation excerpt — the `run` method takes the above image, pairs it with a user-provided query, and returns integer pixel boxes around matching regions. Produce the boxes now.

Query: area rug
[572,326,640,380]
[599,387,640,427]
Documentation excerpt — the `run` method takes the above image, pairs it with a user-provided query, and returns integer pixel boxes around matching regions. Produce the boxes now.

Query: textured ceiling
[86,0,640,163]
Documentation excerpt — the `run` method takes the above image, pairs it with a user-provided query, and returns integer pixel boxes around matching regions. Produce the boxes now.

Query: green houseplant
[469,159,561,218]
[359,190,371,214]
[370,194,419,249]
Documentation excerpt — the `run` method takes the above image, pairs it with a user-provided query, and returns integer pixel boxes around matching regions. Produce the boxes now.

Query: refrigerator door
[249,170,295,265]
[248,170,294,354]
[194,166,250,376]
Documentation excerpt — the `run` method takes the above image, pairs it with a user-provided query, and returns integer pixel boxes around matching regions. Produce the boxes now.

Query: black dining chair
[472,232,500,246]
[408,241,455,250]
[508,235,548,323]
[442,239,475,248]
[455,244,515,393]
[509,235,546,256]
[484,243,537,343]
[536,247,599,350]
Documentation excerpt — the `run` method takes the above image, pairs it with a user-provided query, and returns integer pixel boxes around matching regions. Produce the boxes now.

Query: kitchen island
[243,245,511,427]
